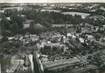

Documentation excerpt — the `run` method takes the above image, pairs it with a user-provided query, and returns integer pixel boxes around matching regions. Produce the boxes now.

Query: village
[0,3,105,73]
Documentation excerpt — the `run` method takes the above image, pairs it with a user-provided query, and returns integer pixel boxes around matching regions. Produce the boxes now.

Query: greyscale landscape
[0,3,105,73]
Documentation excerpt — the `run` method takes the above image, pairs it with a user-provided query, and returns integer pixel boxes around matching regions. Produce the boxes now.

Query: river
[62,12,90,19]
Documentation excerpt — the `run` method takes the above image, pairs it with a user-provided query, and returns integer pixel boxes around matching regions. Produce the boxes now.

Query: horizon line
[0,0,105,3]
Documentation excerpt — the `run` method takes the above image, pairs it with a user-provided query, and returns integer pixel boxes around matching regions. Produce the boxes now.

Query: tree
[10,23,19,34]
[10,14,24,34]
[0,17,11,36]
[4,9,18,17]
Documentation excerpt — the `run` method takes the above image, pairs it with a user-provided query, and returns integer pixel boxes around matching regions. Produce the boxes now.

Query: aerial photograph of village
[0,3,105,73]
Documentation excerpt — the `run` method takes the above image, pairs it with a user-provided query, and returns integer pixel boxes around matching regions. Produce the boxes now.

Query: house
[23,20,33,29]
[30,23,46,32]
[86,34,95,41]
[79,38,85,43]
[6,17,11,20]
[0,10,4,13]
